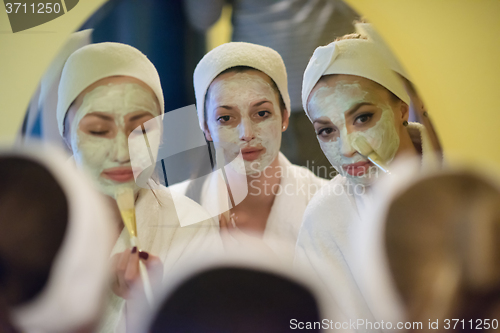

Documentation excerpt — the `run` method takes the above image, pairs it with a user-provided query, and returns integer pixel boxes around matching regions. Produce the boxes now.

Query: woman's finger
[124,247,140,287]
[111,249,133,298]
[143,253,163,285]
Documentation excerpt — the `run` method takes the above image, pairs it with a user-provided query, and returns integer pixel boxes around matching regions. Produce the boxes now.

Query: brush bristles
[115,187,135,211]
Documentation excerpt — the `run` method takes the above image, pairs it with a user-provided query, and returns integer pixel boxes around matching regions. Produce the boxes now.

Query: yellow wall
[344,0,500,169]
[206,3,232,51]
[0,0,108,144]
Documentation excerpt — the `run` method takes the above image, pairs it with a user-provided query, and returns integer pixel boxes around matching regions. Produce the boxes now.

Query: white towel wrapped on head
[301,38,410,118]
[57,42,164,136]
[193,42,291,130]
[355,23,410,80]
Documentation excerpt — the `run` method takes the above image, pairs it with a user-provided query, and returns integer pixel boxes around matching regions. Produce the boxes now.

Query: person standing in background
[184,0,359,178]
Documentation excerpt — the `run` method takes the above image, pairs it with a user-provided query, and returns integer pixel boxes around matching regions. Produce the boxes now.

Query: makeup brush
[352,136,391,174]
[115,187,154,305]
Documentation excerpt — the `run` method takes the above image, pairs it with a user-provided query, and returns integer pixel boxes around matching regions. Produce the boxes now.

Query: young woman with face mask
[169,42,327,263]
[57,42,222,332]
[294,35,438,323]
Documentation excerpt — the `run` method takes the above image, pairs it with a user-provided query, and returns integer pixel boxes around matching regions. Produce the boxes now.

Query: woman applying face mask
[294,35,438,324]
[57,42,221,332]
[169,42,327,263]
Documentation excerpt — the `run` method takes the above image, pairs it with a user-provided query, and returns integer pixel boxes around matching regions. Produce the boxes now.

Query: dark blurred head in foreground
[149,267,322,333]
[0,156,68,330]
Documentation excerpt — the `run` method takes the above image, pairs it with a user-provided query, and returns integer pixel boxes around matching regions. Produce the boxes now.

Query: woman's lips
[342,161,372,177]
[241,147,264,161]
[102,167,135,183]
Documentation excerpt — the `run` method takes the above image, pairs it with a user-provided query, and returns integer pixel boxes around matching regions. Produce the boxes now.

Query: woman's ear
[281,109,290,132]
[204,123,213,141]
[400,101,410,122]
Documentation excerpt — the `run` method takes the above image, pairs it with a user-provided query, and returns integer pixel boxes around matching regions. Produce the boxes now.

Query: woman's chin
[97,179,139,197]
[346,170,380,186]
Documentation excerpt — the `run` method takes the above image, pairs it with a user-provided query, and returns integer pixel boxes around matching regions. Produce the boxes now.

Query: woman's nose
[239,118,255,142]
[113,131,131,163]
[340,133,356,158]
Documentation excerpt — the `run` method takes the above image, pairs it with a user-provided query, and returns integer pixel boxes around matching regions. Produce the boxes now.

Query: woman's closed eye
[89,130,109,136]
[86,124,112,136]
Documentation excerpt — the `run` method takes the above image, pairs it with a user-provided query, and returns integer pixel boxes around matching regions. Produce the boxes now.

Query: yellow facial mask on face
[206,73,283,175]
[70,83,160,197]
[308,81,399,185]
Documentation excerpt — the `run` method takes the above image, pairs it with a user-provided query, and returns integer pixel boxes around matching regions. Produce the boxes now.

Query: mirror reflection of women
[57,42,221,332]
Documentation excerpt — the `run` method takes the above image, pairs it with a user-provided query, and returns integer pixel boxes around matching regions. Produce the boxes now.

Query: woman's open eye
[257,110,271,118]
[217,115,232,123]
[317,127,335,137]
[354,113,374,125]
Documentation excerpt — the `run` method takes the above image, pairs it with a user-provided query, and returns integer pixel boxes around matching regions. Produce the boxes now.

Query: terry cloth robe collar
[262,153,327,262]
[170,152,327,265]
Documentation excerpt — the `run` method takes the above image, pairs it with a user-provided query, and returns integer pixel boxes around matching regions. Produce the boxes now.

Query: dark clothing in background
[82,0,206,112]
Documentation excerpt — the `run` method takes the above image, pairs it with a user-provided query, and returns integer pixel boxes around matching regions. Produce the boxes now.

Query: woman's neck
[224,155,282,234]
[396,127,419,158]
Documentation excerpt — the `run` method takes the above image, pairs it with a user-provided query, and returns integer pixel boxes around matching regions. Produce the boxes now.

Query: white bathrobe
[99,185,223,333]
[294,123,439,331]
[170,152,328,264]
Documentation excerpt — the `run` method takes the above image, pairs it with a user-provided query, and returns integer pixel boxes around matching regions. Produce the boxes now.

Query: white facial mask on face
[70,83,160,197]
[206,73,283,175]
[308,81,400,185]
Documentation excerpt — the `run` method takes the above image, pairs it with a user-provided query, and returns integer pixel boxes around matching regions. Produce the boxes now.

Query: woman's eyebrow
[129,112,153,122]
[217,105,234,110]
[344,102,374,118]
[251,100,272,107]
[87,113,114,121]
[313,118,331,125]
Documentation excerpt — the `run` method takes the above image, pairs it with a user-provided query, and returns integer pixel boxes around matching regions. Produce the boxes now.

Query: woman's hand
[110,247,163,299]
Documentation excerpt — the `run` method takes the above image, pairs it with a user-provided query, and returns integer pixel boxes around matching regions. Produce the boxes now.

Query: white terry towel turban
[57,42,164,136]
[193,42,291,130]
[301,38,410,117]
[355,23,410,80]
[3,145,115,332]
